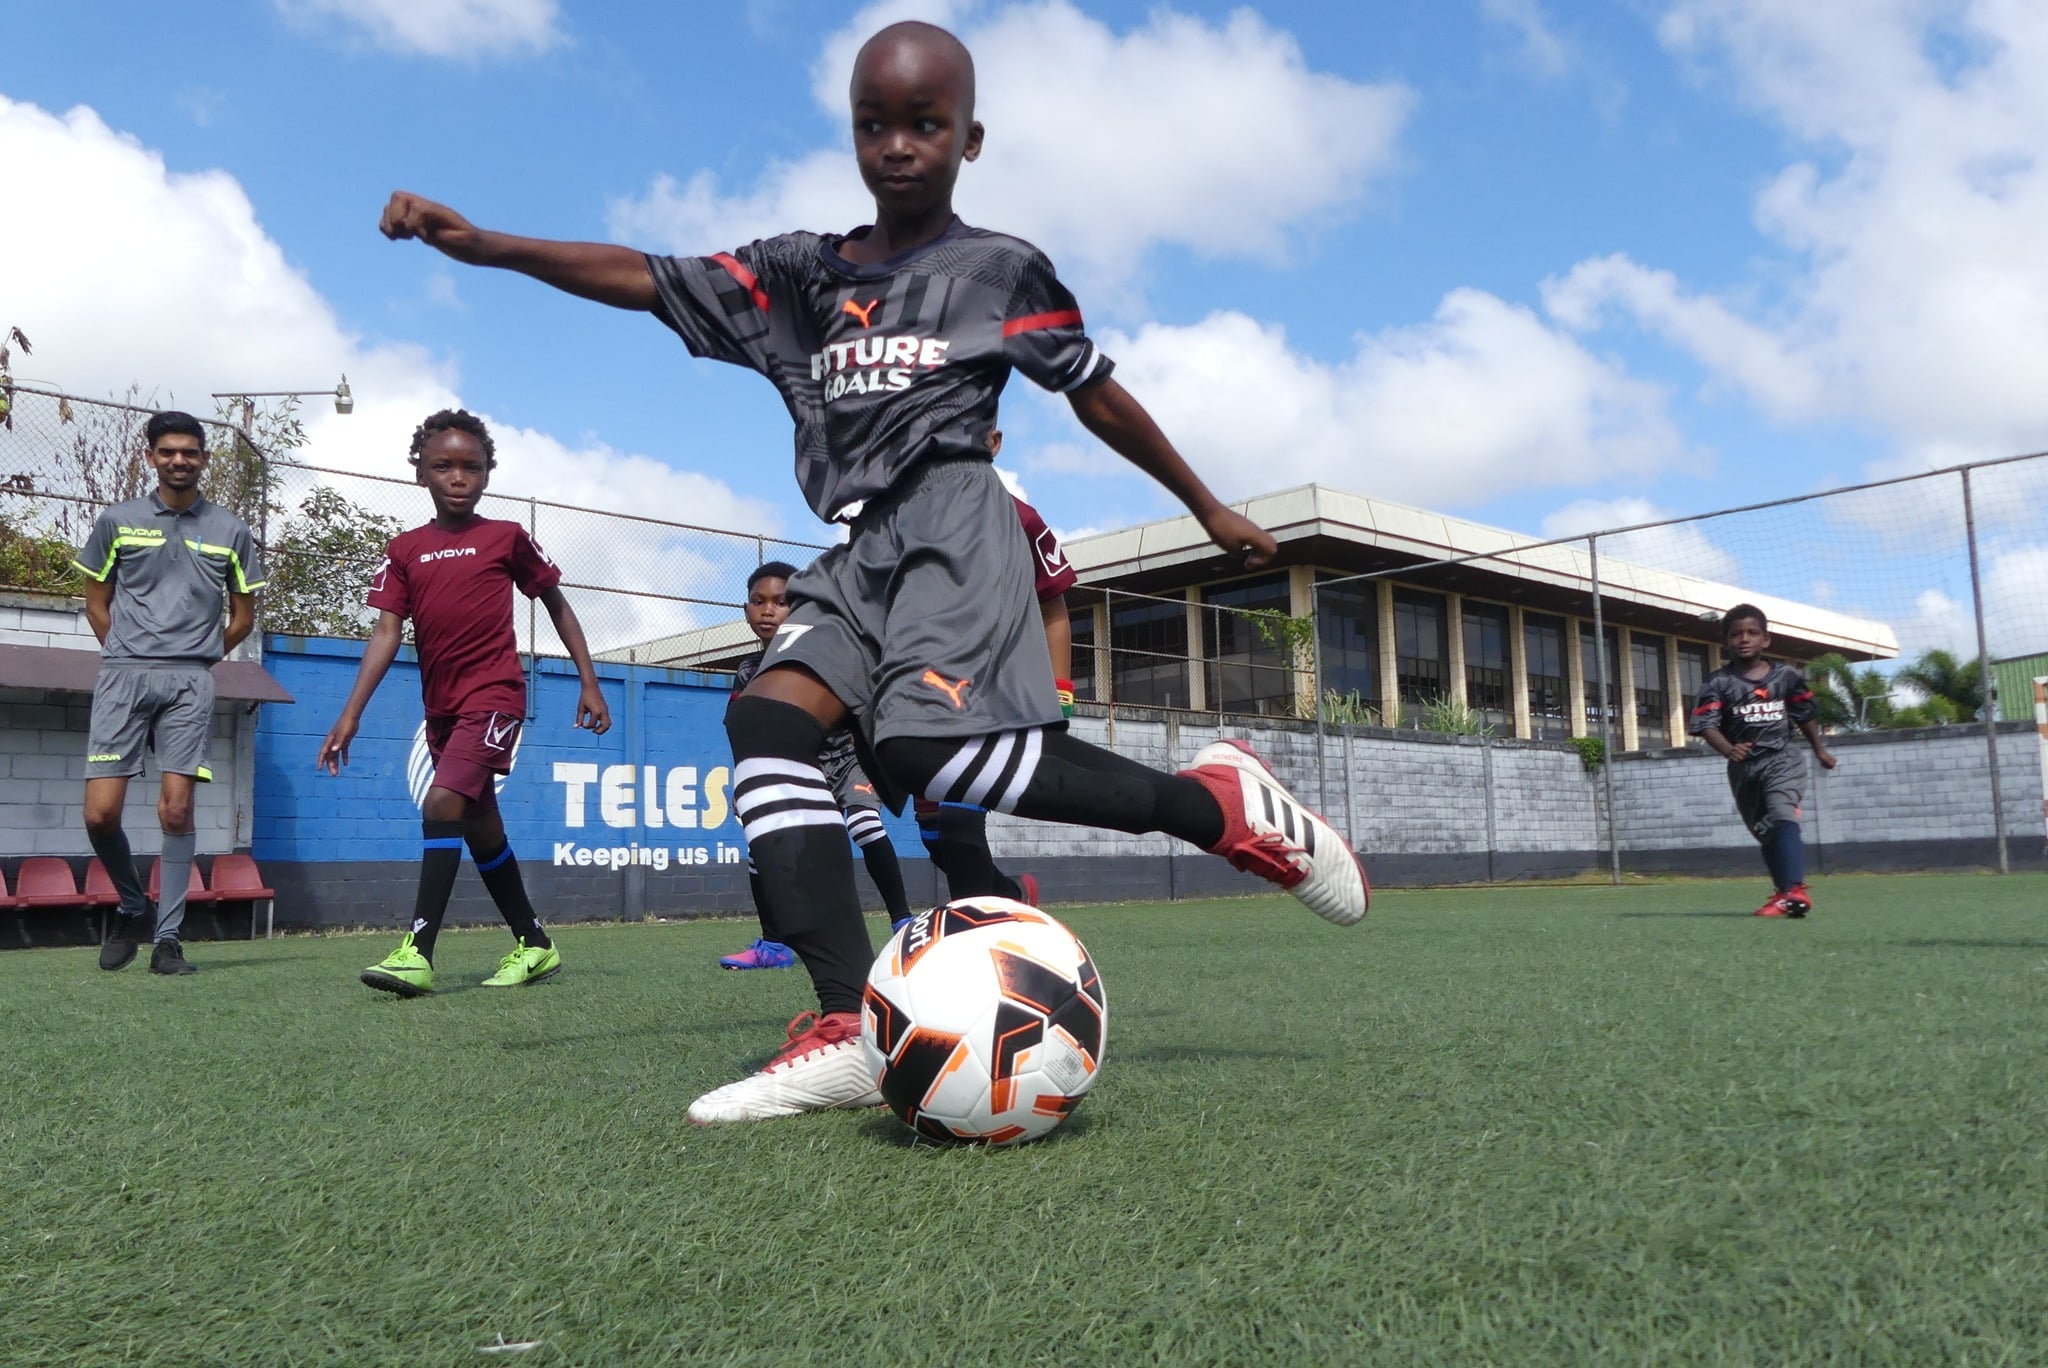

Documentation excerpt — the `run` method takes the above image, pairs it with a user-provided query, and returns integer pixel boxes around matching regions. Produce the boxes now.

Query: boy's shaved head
[853,20,976,117]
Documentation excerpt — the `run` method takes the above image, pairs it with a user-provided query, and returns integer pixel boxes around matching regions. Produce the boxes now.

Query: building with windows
[1060,484,1896,752]
[609,484,1896,754]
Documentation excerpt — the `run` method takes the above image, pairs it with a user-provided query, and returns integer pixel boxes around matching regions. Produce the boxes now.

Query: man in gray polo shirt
[73,410,264,975]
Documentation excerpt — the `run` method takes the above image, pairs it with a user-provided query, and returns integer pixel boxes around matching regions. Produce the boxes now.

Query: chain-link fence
[1303,450,2048,877]
[0,386,825,658]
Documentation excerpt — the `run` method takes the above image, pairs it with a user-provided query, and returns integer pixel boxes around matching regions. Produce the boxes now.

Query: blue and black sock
[410,819,464,963]
[1761,821,1806,892]
[472,840,549,949]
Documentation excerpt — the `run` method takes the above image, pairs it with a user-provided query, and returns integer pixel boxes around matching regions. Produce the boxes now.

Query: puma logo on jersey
[922,670,971,710]
[841,297,881,328]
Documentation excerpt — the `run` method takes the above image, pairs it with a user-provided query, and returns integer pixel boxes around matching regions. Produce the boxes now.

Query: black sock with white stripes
[878,728,1224,849]
[726,696,873,1014]
[851,823,912,922]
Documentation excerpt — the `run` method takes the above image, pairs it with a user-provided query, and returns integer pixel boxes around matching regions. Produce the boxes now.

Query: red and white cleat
[685,1011,882,1124]
[1179,739,1368,927]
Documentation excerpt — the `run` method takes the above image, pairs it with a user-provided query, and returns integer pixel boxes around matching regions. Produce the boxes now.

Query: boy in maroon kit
[318,410,612,994]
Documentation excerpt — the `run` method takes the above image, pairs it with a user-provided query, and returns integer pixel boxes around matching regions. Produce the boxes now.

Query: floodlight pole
[1961,467,2009,874]
[1589,536,1620,885]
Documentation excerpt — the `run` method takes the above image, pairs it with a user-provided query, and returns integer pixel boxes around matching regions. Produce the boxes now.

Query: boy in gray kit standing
[74,410,264,974]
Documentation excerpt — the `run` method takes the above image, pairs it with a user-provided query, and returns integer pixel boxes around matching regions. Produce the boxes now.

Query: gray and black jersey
[646,218,1111,523]
[73,493,264,664]
[1688,662,1817,756]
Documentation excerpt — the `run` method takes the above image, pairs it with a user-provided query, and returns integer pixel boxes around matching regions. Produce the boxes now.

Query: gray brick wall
[1,592,256,860]
[975,707,2042,874]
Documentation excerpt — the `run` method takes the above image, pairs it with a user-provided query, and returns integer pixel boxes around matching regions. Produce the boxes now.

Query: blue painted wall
[255,635,923,869]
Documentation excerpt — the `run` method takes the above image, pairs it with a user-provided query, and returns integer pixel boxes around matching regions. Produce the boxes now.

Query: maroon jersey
[1012,495,1077,603]
[367,517,561,717]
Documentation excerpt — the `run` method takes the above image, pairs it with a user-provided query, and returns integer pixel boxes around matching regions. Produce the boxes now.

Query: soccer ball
[862,898,1108,1146]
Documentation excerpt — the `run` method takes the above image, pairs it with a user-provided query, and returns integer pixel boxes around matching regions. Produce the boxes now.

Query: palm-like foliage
[1894,648,1986,721]
[1806,652,1896,730]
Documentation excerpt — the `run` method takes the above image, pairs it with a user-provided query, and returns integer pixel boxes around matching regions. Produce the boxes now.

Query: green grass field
[5,874,2046,1365]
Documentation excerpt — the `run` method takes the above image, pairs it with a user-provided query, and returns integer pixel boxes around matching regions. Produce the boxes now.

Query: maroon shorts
[425,710,523,801]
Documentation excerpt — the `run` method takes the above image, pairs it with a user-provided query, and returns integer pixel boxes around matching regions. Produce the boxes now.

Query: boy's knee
[83,803,124,837]
[420,787,470,823]
[156,795,194,832]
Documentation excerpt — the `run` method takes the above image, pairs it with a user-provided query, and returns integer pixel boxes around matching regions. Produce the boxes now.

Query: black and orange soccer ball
[862,897,1108,1146]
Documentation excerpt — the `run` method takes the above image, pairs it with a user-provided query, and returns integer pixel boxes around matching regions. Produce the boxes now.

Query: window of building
[1631,631,1669,744]
[1316,577,1379,714]
[1202,574,1295,716]
[1109,595,1189,709]
[1393,589,1449,716]
[1462,600,1511,735]
[1524,612,1569,740]
[1068,605,1097,702]
[1676,640,1710,713]
[1579,622,1621,732]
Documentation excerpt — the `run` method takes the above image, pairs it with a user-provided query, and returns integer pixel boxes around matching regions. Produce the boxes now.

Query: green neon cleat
[361,932,434,997]
[481,939,561,988]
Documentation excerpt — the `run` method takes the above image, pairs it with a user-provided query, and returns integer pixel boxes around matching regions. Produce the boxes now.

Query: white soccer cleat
[1179,739,1369,927]
[685,1010,883,1125]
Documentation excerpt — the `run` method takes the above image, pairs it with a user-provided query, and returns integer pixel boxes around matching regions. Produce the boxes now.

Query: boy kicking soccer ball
[318,410,612,992]
[378,20,1366,1121]
[1690,604,1838,918]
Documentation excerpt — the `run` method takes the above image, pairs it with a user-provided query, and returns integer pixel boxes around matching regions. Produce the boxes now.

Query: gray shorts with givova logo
[86,661,216,781]
[768,458,1062,756]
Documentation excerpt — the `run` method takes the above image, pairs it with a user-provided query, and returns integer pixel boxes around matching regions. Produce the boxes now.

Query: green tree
[260,486,404,638]
[1806,651,1895,730]
[0,504,74,591]
[1893,648,1985,723]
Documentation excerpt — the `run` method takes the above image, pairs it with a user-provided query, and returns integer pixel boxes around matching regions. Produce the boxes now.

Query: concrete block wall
[0,591,98,648]
[0,687,244,858]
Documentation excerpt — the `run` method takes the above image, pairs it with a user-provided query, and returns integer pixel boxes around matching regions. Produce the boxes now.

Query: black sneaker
[99,913,150,971]
[149,940,197,976]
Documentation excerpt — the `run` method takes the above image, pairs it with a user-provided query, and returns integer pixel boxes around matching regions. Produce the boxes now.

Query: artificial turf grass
[3,874,2045,1365]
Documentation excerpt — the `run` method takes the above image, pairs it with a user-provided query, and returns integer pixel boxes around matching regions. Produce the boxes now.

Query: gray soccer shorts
[821,739,883,814]
[1729,746,1805,840]
[767,458,1061,749]
[85,661,215,781]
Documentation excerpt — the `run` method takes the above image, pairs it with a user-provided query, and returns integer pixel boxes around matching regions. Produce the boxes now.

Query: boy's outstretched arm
[318,611,405,774]
[1068,378,1277,568]
[538,586,613,734]
[379,192,657,312]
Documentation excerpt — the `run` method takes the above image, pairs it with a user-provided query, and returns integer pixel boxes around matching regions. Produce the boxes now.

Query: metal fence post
[526,496,540,721]
[1310,579,1328,814]
[1481,728,1497,884]
[1589,535,1620,885]
[1961,466,2010,874]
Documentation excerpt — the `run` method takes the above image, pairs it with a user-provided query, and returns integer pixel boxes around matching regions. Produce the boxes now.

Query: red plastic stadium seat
[0,866,14,910]
[82,859,126,908]
[208,853,279,940]
[148,858,216,905]
[15,857,85,910]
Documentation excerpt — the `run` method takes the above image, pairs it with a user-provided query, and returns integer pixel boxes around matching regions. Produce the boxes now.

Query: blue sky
[5,0,2046,653]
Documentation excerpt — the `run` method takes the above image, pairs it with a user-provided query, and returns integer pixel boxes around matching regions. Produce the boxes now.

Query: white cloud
[1539,496,1742,582]
[272,0,562,59]
[607,1,1412,295]
[1558,2,2048,466]
[1085,292,1687,507]
[0,93,777,648]
[1483,0,1575,80]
